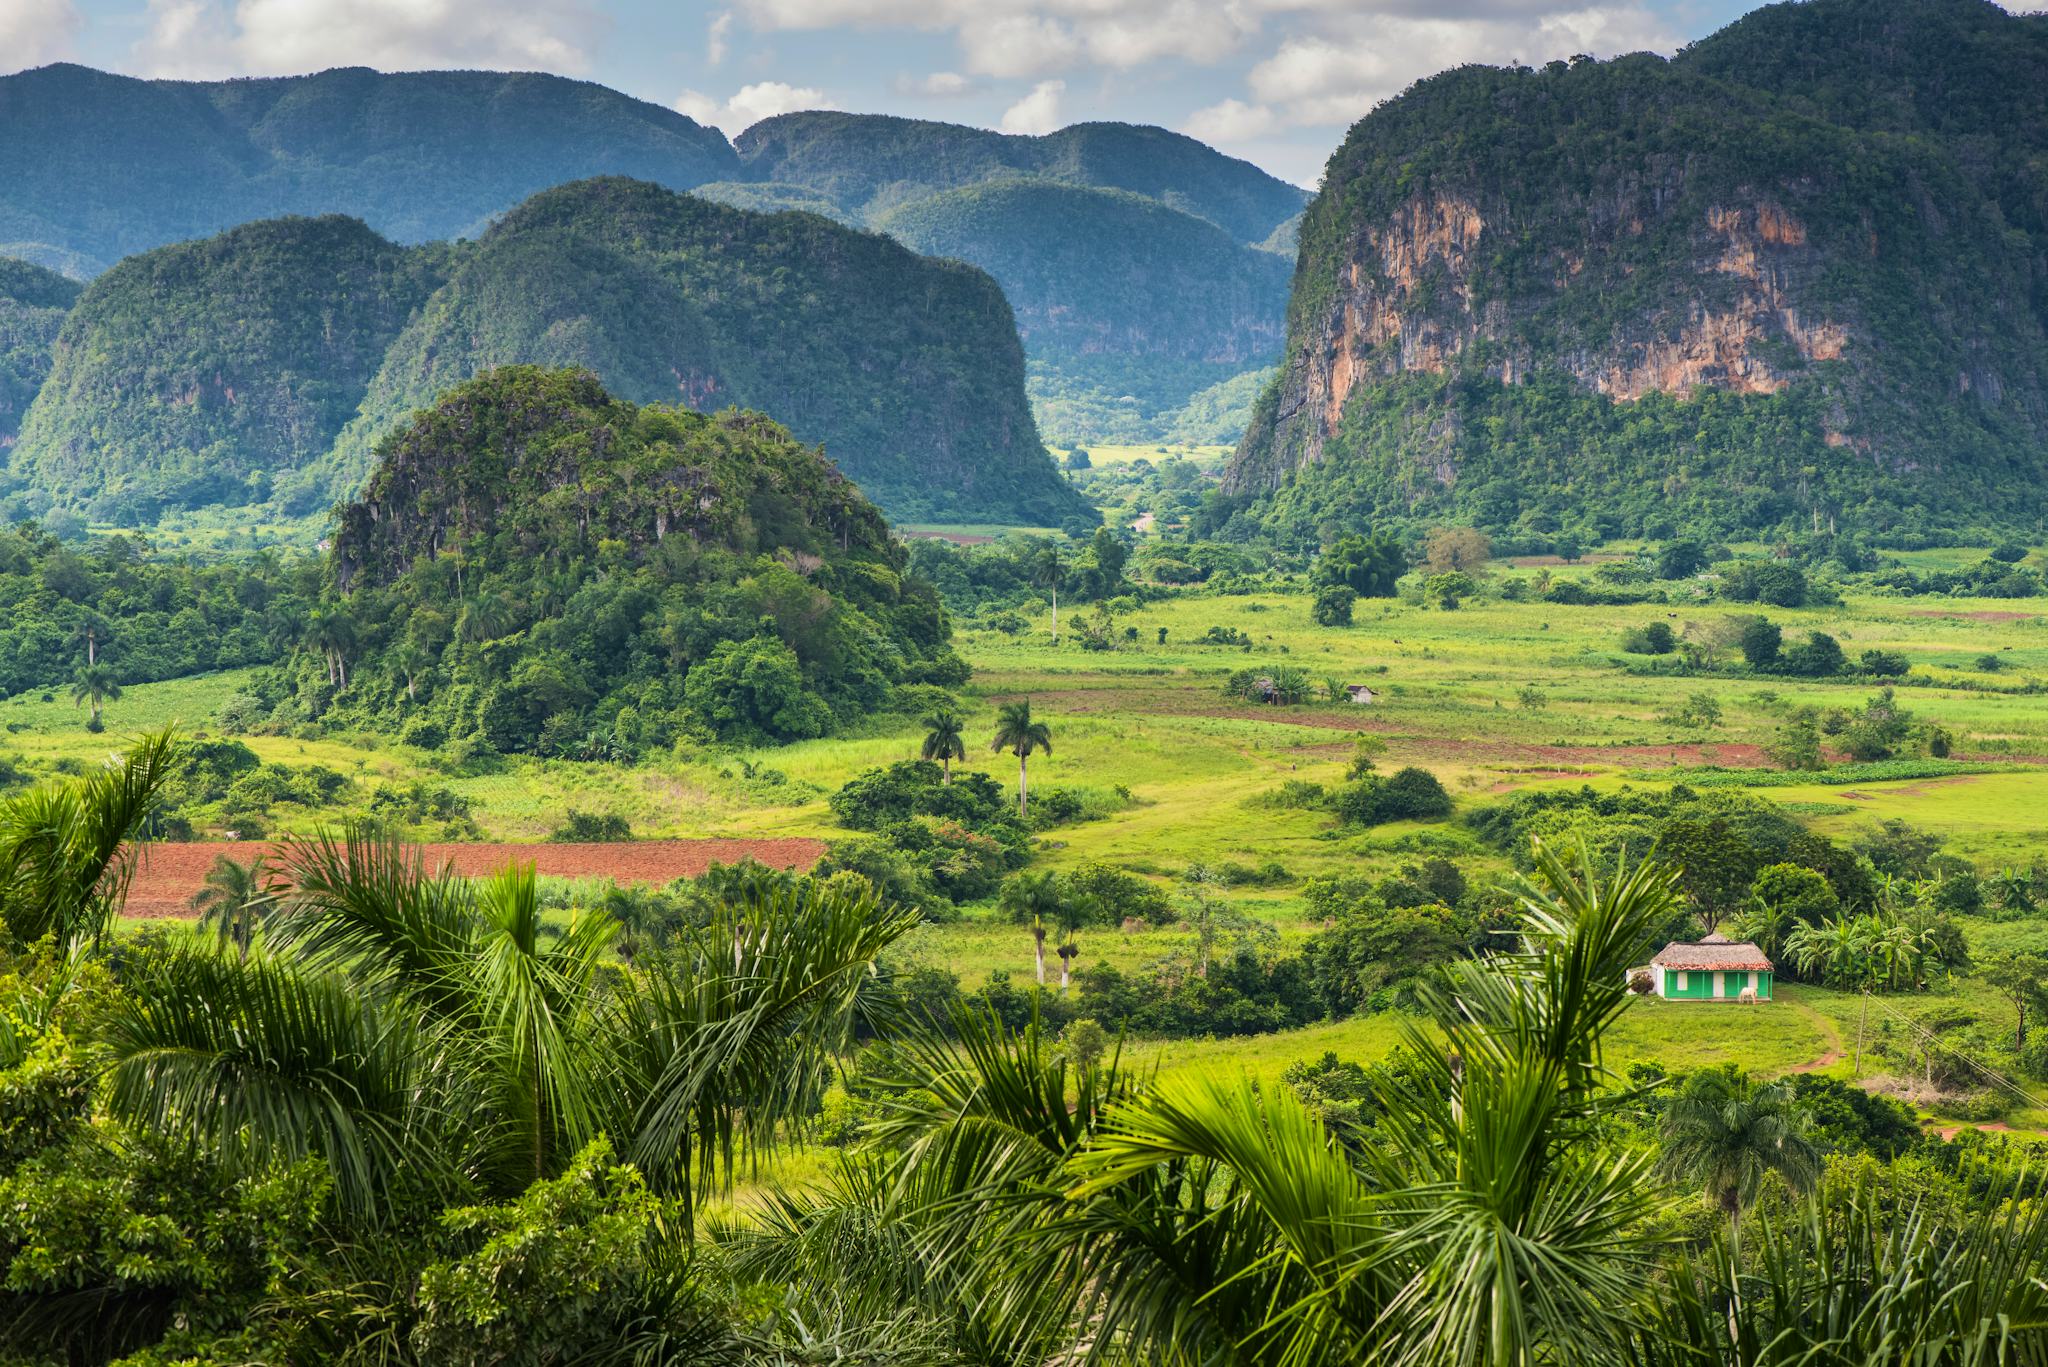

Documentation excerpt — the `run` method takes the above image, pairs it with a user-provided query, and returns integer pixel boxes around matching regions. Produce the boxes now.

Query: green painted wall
[1659,968,1773,1000]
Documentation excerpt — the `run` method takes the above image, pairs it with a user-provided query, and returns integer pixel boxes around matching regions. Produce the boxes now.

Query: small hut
[1646,932,1773,1001]
[1345,684,1377,705]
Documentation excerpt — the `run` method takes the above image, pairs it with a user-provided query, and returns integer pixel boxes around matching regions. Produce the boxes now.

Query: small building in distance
[1346,684,1377,705]
[1646,932,1773,1001]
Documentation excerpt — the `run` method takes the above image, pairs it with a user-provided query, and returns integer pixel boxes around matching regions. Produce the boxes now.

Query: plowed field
[124,839,827,919]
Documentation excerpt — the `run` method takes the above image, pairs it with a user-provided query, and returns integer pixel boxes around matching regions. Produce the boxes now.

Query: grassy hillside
[0,64,737,274]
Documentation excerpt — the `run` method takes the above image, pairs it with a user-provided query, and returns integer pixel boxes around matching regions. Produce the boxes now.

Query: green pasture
[33,552,2048,1128]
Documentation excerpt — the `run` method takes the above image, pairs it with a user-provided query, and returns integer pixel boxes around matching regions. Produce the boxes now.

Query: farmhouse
[1346,684,1377,704]
[1646,932,1774,1001]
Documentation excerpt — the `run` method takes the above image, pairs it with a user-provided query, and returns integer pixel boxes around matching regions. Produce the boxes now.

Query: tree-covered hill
[688,181,857,224]
[1223,0,2048,547]
[733,113,1307,245]
[0,63,737,276]
[730,115,1309,443]
[2,181,1084,528]
[274,366,963,754]
[6,217,447,523]
[0,258,79,449]
[320,177,1085,526]
[876,181,1292,443]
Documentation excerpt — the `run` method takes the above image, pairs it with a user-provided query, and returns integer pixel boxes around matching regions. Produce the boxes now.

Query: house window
[1676,971,1688,991]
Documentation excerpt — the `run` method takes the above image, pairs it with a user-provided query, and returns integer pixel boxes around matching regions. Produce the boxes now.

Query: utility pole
[1855,989,1868,1077]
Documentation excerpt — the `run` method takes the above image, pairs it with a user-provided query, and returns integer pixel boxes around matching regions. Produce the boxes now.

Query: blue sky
[0,0,2026,185]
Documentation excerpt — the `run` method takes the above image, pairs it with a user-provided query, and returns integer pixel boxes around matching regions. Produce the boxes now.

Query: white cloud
[1242,5,1677,129]
[675,79,836,135]
[132,0,600,79]
[0,0,79,71]
[998,77,1064,134]
[707,10,733,64]
[893,70,973,97]
[1183,97,1277,144]
[959,13,1079,78]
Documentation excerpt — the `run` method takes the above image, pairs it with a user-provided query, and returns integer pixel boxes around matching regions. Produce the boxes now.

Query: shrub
[549,810,632,842]
[1781,631,1846,677]
[399,716,448,749]
[1622,621,1676,654]
[1332,767,1452,827]
[1738,616,1782,668]
[1311,585,1356,627]
[1859,649,1910,677]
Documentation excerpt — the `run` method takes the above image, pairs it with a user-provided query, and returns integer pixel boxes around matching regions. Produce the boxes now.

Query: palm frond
[103,946,441,1216]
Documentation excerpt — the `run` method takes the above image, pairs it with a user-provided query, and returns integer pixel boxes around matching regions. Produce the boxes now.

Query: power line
[1857,990,2046,1113]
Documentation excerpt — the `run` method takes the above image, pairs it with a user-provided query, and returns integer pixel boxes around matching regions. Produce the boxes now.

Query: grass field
[43,550,2048,1130]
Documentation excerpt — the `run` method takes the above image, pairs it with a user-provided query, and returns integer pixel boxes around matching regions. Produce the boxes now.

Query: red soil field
[123,839,827,920]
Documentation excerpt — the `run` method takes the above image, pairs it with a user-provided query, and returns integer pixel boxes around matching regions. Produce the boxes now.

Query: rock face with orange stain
[1236,180,1870,491]
[1229,5,2048,528]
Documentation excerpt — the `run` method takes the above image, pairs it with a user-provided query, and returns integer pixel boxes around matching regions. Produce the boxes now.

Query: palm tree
[392,639,433,702]
[0,729,178,949]
[190,853,274,960]
[1000,870,1062,986]
[831,838,1680,1365]
[1660,1069,1820,1243]
[69,664,120,732]
[1658,1067,1819,1339]
[1034,541,1064,644]
[1053,893,1093,993]
[303,605,355,689]
[990,699,1052,817]
[104,823,919,1226]
[919,710,966,784]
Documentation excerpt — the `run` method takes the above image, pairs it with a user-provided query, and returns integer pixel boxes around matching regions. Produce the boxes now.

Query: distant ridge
[0,64,737,274]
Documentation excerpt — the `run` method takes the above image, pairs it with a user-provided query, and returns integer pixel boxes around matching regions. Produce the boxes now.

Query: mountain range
[7,179,1084,528]
[0,66,1306,447]
[1223,0,2048,544]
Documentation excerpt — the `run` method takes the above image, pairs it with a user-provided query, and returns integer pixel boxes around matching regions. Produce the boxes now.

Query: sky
[0,0,2031,186]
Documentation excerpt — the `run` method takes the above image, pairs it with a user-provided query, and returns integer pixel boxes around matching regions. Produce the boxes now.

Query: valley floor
[31,557,2048,1135]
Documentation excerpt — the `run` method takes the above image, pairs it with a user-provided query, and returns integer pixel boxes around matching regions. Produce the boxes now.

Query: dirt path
[126,838,827,919]
[1782,996,1846,1074]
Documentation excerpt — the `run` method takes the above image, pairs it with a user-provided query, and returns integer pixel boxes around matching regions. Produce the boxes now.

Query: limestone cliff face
[1228,6,2048,533]
[1237,180,1873,490]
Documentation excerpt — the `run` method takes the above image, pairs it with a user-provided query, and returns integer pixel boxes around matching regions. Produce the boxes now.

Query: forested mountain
[5,181,1083,528]
[732,113,1309,443]
[0,64,1307,449]
[269,366,962,753]
[0,64,735,275]
[0,259,78,449]
[1223,0,2048,546]
[732,113,1306,244]
[324,177,1082,525]
[876,181,1292,443]
[7,217,446,521]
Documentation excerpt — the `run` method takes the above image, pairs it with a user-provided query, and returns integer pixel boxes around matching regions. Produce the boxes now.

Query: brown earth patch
[1504,553,1628,567]
[1907,609,2038,622]
[124,839,826,920]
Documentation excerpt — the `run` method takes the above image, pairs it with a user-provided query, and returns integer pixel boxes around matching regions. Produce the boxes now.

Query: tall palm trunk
[1018,751,1029,816]
[1033,922,1046,986]
[942,755,952,785]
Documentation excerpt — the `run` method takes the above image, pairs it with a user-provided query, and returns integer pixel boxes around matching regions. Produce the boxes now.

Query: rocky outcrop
[1230,3,2048,533]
